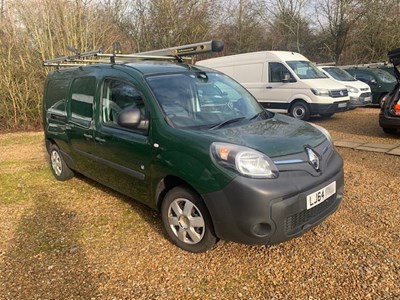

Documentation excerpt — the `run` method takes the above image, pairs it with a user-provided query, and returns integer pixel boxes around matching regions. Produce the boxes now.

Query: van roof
[47,60,209,78]
[196,51,309,67]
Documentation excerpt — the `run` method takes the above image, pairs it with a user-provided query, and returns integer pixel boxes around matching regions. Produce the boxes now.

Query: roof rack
[43,40,224,68]
[337,62,392,69]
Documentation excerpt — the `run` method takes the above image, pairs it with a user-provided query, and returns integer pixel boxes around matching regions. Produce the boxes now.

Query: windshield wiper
[249,110,271,121]
[209,117,246,130]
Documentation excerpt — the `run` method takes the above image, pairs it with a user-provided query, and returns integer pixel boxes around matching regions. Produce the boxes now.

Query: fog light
[253,223,272,237]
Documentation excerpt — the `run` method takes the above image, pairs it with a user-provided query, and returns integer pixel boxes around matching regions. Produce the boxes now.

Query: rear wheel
[161,186,217,253]
[49,144,74,181]
[289,101,310,120]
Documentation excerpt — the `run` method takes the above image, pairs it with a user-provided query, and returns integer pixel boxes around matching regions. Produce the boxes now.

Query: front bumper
[349,93,372,107]
[202,150,344,245]
[310,101,350,115]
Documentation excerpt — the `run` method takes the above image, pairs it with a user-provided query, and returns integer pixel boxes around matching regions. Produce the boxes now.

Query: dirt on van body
[0,108,399,299]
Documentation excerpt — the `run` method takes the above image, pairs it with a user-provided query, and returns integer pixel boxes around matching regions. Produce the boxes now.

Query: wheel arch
[155,175,202,211]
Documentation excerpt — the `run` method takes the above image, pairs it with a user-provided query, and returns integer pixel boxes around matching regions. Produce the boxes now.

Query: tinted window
[46,79,69,115]
[70,77,96,127]
[101,79,148,133]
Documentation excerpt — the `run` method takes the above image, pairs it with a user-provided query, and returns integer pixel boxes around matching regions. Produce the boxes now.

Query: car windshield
[286,60,327,79]
[373,69,396,83]
[323,67,356,81]
[146,71,268,129]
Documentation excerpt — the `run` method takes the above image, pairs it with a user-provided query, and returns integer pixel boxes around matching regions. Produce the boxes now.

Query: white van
[196,51,350,120]
[318,66,372,108]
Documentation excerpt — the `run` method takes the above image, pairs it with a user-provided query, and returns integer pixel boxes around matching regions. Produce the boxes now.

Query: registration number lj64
[306,181,336,210]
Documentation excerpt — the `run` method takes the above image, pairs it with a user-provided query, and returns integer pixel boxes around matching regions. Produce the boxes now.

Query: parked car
[344,67,396,106]
[318,66,372,108]
[43,42,344,253]
[379,48,400,134]
[196,51,350,121]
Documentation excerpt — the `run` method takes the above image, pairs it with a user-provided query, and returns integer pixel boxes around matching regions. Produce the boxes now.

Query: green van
[344,67,397,106]
[43,45,344,252]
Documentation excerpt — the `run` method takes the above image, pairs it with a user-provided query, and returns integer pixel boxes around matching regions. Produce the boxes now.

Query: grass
[0,131,148,255]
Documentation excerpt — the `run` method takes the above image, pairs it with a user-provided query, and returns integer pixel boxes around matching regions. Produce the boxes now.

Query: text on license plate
[306,181,336,210]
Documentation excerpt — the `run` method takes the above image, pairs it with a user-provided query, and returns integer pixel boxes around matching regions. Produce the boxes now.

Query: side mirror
[282,73,295,82]
[369,79,377,85]
[117,108,141,129]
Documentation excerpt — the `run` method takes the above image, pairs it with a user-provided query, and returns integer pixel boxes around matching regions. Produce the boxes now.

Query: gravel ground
[0,108,399,299]
[312,107,399,144]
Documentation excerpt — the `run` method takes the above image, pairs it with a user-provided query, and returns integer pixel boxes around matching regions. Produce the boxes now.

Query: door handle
[266,86,272,89]
[83,133,93,140]
[95,137,106,143]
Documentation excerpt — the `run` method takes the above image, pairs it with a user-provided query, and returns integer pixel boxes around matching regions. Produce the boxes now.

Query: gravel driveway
[0,108,399,299]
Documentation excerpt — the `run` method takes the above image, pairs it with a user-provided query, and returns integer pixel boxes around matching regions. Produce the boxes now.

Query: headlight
[311,88,330,97]
[210,142,279,179]
[346,86,359,93]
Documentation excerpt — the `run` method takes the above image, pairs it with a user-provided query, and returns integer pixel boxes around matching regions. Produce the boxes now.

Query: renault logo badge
[306,148,320,171]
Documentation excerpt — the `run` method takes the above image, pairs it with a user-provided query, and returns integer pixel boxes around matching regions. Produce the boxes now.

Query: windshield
[323,67,356,81]
[286,60,327,79]
[147,72,267,129]
[373,69,396,83]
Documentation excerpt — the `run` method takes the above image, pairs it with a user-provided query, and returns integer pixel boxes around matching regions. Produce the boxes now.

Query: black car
[379,48,400,134]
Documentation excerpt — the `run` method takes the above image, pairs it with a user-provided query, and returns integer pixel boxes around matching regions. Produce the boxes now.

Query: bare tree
[259,0,310,53]
[316,0,365,64]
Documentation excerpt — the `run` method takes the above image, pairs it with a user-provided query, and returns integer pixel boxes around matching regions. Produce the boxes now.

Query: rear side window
[45,79,69,115]
[70,77,96,127]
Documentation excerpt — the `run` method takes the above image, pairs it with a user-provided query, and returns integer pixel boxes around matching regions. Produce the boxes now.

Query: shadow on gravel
[76,173,165,238]
[0,194,98,299]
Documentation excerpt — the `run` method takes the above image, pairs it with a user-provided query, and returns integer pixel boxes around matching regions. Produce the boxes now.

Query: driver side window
[269,62,292,83]
[101,79,148,133]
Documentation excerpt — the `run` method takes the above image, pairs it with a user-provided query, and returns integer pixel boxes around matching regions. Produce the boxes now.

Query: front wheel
[161,186,217,253]
[289,101,310,120]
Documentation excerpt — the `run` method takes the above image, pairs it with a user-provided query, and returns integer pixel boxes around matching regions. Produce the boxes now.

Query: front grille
[330,89,348,98]
[284,194,336,234]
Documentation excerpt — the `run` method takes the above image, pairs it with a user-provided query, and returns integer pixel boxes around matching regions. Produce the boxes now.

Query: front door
[262,62,295,112]
[93,78,153,204]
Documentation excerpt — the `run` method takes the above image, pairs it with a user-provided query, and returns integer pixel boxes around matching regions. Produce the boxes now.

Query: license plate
[306,181,336,210]
[363,96,372,103]
[338,102,347,108]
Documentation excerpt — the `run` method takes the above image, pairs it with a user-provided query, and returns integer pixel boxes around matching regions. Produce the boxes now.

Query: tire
[382,127,397,134]
[49,144,74,181]
[161,186,217,253]
[289,101,310,120]
[320,113,334,118]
